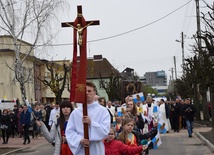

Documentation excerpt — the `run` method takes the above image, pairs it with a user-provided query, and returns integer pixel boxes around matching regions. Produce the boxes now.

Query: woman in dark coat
[1,109,11,144]
[17,107,24,137]
[9,109,17,138]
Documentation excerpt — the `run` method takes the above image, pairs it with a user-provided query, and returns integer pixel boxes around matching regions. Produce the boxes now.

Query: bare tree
[99,72,123,101]
[200,1,214,129]
[0,0,66,104]
[36,60,70,104]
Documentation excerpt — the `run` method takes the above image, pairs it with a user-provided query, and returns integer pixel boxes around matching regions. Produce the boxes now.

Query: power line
[0,0,193,47]
[88,0,193,43]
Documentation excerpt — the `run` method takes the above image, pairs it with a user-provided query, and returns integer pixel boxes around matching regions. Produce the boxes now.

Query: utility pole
[174,56,177,79]
[195,0,202,49]
[169,68,174,96]
[171,68,174,81]
[176,32,185,70]
[181,32,184,66]
[195,0,203,120]
[171,68,174,94]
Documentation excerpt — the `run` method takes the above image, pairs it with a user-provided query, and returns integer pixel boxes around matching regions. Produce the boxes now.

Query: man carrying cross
[66,81,110,155]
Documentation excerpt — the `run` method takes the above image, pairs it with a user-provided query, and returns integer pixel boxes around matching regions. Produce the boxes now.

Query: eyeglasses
[108,133,114,135]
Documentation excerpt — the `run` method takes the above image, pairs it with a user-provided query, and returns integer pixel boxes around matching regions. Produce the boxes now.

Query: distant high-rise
[144,70,167,86]
[140,71,167,95]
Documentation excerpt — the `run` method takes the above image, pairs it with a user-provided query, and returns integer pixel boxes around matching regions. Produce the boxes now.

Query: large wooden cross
[62,6,99,47]
[61,6,99,155]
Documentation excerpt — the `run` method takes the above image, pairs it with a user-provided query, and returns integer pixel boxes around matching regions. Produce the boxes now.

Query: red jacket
[104,139,143,155]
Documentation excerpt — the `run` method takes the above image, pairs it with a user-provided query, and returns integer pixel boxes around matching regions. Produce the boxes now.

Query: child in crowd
[104,127,147,155]
[115,116,122,133]
[117,118,157,155]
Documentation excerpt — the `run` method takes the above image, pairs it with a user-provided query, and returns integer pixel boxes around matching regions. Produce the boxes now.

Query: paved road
[2,127,214,155]
[149,129,213,155]
[9,142,54,155]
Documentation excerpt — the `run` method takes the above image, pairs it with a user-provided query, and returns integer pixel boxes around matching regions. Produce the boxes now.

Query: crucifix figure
[66,22,93,46]
[62,6,110,155]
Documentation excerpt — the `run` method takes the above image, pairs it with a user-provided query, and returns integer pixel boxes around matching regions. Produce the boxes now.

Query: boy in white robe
[66,81,110,155]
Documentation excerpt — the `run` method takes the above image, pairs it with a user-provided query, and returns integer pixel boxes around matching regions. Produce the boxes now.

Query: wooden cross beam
[61,6,99,30]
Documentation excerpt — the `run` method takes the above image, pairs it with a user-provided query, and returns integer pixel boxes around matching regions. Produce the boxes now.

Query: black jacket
[133,127,158,154]
[165,103,170,118]
[132,127,158,145]
[171,103,181,118]
[183,104,196,121]
[9,113,17,126]
[1,114,11,131]
[135,114,145,131]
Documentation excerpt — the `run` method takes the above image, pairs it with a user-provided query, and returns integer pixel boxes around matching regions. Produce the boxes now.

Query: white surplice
[159,103,171,131]
[65,101,110,155]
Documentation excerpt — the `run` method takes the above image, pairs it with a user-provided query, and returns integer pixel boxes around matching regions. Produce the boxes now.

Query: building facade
[0,36,35,103]
[0,36,118,104]
[144,70,167,86]
[143,70,167,95]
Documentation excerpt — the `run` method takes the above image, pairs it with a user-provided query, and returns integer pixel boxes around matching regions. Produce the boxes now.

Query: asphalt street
[149,129,213,155]
[2,127,214,155]
[8,142,54,155]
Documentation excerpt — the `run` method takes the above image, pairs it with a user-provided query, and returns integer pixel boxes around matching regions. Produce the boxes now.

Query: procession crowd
[0,81,196,155]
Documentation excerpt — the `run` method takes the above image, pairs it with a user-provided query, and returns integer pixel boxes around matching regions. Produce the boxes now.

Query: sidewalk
[0,136,48,155]
[194,126,214,152]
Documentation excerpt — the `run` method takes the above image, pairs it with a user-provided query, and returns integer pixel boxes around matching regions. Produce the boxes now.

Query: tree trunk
[202,93,209,120]
[200,86,209,121]
[17,63,27,105]
[193,83,200,120]
[55,92,62,104]
[20,81,27,105]
[210,85,214,129]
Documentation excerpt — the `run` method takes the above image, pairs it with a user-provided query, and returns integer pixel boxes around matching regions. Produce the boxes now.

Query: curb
[194,129,214,152]
[1,147,29,155]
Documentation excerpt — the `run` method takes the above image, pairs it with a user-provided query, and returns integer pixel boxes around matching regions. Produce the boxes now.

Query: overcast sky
[38,0,209,81]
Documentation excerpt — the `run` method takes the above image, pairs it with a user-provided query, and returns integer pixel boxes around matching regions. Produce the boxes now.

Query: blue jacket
[20,110,31,125]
